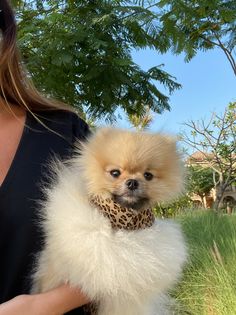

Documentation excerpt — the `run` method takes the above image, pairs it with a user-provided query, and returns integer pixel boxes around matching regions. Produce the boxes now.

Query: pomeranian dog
[32,128,187,315]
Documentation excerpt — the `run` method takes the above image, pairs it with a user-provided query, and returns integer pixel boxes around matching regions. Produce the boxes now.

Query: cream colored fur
[32,128,187,315]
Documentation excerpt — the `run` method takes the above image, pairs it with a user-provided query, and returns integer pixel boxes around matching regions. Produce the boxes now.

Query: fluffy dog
[32,128,187,315]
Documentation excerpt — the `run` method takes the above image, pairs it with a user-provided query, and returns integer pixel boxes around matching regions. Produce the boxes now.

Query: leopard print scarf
[83,195,155,315]
[89,195,155,230]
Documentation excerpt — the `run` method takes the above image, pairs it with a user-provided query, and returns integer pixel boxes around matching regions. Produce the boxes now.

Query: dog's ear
[164,135,178,152]
[150,133,178,154]
[95,127,113,139]
[153,133,177,144]
[73,127,111,153]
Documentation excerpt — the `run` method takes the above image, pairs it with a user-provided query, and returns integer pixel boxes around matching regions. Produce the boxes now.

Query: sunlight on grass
[173,211,236,315]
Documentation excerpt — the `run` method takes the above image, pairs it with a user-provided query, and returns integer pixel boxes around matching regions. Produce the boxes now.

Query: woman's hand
[0,294,55,315]
[0,284,89,315]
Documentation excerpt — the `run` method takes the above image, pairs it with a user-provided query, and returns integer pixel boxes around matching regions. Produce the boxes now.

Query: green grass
[173,211,236,315]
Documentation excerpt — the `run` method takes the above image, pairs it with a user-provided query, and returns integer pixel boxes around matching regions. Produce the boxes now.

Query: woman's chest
[0,114,25,186]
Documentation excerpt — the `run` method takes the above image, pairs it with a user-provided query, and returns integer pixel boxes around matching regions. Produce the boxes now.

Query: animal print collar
[89,195,155,230]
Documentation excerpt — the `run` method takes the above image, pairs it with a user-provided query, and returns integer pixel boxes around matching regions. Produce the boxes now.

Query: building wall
[187,153,236,208]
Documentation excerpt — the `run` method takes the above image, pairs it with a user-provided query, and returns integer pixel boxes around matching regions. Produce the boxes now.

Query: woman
[0,1,90,314]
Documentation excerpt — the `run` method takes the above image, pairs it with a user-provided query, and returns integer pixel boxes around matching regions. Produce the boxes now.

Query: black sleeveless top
[0,110,89,314]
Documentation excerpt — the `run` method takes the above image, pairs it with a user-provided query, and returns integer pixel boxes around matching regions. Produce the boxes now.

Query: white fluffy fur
[32,130,187,315]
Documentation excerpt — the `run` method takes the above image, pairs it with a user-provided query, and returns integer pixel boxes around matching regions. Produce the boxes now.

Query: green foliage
[15,1,235,120]
[154,195,193,217]
[211,103,236,160]
[181,103,236,209]
[154,165,217,218]
[187,165,214,199]
[157,0,236,75]
[15,0,181,121]
[174,211,236,314]
[128,105,153,129]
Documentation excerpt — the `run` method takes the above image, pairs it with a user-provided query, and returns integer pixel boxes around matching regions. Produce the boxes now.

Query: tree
[181,102,236,209]
[187,165,215,207]
[157,0,236,75]
[128,106,153,130]
[15,0,181,121]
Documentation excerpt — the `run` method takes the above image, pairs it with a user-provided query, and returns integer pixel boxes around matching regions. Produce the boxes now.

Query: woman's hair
[0,0,72,112]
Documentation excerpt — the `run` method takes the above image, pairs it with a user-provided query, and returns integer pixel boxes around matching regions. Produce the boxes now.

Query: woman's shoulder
[31,109,90,141]
[34,109,87,129]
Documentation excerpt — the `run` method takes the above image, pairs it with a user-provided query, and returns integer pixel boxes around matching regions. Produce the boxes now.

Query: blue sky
[116,47,235,135]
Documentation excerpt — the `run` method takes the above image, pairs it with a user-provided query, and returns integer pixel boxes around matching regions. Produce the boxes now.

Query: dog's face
[104,164,163,210]
[78,128,183,209]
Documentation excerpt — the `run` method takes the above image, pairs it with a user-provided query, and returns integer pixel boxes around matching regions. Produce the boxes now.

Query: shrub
[154,195,193,218]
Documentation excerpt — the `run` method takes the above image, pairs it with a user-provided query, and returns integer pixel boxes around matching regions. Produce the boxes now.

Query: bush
[154,195,193,218]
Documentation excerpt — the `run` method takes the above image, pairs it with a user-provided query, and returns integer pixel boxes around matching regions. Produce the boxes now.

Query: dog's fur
[32,128,187,315]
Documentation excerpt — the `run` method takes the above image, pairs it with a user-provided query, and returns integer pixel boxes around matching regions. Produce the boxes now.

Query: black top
[0,110,90,314]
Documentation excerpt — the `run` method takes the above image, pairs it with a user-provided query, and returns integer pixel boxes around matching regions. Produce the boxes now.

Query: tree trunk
[226,203,233,215]
[213,173,229,210]
[214,195,222,210]
[200,196,206,208]
[213,184,224,210]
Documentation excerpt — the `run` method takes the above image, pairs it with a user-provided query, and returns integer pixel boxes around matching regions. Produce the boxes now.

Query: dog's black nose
[126,179,139,190]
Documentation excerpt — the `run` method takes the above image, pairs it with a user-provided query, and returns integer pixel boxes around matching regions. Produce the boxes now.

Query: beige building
[187,152,236,209]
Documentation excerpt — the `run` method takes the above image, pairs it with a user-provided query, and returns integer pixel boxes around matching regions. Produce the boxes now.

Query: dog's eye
[110,169,121,178]
[144,172,153,181]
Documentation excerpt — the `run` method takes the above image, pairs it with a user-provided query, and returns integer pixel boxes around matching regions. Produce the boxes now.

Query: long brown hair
[0,0,72,113]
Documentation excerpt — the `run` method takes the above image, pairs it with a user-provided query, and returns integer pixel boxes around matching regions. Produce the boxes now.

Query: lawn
[173,211,236,315]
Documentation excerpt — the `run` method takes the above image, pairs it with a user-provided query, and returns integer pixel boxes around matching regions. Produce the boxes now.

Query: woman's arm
[0,284,89,315]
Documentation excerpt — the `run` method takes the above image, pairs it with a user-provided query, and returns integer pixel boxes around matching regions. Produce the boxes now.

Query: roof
[187,151,214,163]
